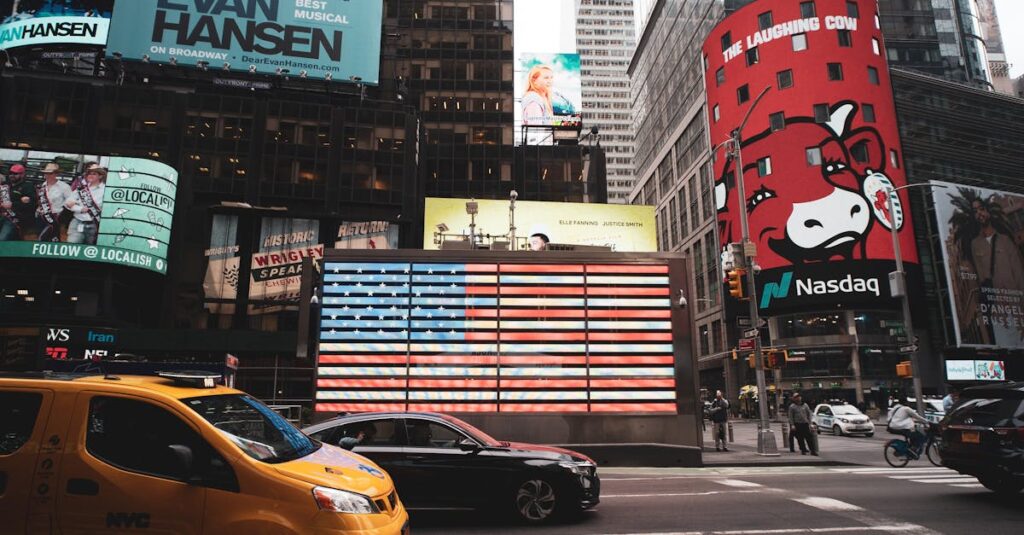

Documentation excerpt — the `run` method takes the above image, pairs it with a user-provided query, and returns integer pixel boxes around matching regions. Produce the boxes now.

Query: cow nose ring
[851,205,862,217]
[804,219,823,229]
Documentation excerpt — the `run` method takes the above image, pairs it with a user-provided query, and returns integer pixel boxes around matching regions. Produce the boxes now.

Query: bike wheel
[884,440,910,468]
[926,440,942,467]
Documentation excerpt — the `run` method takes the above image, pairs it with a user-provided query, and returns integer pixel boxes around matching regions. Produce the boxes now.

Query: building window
[890,149,900,168]
[847,1,860,18]
[792,33,808,51]
[737,84,750,104]
[713,104,720,123]
[863,103,875,122]
[769,112,785,132]
[745,46,759,66]
[850,141,870,163]
[868,66,880,84]
[813,104,830,123]
[699,324,710,355]
[716,67,725,86]
[872,38,881,55]
[800,1,816,18]
[827,63,844,81]
[875,13,880,30]
[838,30,852,47]
[757,157,772,177]
[712,320,724,353]
[721,31,732,52]
[777,69,793,89]
[806,147,822,166]
[758,11,773,30]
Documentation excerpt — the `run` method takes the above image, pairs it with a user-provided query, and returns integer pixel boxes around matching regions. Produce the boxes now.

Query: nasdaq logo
[760,272,793,310]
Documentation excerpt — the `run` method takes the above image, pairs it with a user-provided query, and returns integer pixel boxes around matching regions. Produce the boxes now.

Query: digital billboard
[248,217,322,313]
[423,197,657,252]
[704,0,918,314]
[335,220,398,250]
[0,1,113,51]
[946,360,1006,381]
[0,150,177,274]
[932,181,1024,349]
[107,0,382,83]
[316,259,677,413]
[513,0,580,146]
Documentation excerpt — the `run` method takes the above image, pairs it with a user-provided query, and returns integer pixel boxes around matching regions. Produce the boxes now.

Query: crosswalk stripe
[830,467,951,473]
[887,474,973,480]
[791,496,864,512]
[714,479,762,488]
[907,478,982,484]
[951,483,985,488]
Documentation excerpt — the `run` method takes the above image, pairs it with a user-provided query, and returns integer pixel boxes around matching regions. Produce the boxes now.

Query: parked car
[304,412,600,523]
[0,371,409,534]
[813,403,875,436]
[938,382,1024,495]
[907,397,946,424]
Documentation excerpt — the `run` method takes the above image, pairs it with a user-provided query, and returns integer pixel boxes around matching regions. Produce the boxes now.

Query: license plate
[961,431,980,444]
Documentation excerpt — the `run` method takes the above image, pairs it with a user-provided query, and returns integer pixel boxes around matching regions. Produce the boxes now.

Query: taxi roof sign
[157,371,222,388]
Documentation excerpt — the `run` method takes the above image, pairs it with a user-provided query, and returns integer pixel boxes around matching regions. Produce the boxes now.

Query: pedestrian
[709,390,730,452]
[788,392,817,455]
[942,386,960,413]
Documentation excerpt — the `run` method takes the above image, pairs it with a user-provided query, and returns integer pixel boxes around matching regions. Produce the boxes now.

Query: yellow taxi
[0,371,409,534]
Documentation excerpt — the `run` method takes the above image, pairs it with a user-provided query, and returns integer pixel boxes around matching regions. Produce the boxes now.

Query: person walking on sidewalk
[788,392,817,455]
[709,390,730,452]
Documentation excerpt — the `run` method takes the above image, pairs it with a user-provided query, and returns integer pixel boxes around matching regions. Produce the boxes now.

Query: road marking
[886,474,970,480]
[830,467,950,473]
[951,483,985,488]
[791,497,864,512]
[714,479,762,488]
[600,524,931,535]
[602,489,778,498]
[907,478,982,484]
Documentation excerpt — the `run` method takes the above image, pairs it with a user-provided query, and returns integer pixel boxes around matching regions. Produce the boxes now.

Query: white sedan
[813,403,875,437]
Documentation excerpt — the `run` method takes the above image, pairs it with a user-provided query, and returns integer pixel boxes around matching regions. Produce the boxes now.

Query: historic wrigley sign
[107,0,383,83]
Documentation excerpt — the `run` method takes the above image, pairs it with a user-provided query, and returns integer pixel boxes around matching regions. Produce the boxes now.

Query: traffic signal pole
[727,86,778,456]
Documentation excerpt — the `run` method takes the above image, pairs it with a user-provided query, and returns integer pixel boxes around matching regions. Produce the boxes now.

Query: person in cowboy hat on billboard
[1,163,37,241]
[36,162,73,242]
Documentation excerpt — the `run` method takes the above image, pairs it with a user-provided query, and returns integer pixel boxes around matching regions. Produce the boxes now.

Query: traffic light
[766,351,779,369]
[727,268,746,299]
[896,361,913,378]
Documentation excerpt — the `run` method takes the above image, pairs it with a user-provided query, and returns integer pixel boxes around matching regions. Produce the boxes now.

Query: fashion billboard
[0,150,177,274]
[423,197,656,252]
[107,0,382,83]
[932,181,1024,348]
[0,1,113,51]
[945,360,1006,382]
[513,0,581,145]
[703,0,918,314]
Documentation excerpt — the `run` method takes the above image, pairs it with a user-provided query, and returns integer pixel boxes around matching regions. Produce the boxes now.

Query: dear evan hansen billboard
[107,0,382,83]
[704,0,919,314]
[0,1,113,51]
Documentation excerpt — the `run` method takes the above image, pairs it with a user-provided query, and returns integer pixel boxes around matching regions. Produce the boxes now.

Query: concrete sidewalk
[702,419,851,467]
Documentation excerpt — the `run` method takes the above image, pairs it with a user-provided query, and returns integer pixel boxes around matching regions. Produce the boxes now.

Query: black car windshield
[440,414,502,446]
[183,394,319,463]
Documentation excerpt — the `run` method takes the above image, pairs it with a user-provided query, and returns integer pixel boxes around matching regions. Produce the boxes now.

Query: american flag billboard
[315,259,682,413]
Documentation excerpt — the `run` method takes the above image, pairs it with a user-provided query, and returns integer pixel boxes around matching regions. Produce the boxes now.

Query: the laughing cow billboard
[703,0,918,314]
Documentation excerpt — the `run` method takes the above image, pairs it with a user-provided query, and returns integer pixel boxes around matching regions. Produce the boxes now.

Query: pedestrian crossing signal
[896,361,912,378]
[727,269,746,300]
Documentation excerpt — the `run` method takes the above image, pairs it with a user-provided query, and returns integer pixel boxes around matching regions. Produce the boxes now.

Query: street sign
[737,317,767,328]
[743,328,760,339]
[742,241,757,258]
[739,337,756,351]
[899,344,919,354]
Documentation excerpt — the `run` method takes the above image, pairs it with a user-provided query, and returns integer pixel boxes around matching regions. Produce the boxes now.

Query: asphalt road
[409,430,1024,534]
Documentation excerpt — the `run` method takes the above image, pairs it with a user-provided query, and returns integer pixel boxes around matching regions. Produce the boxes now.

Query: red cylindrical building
[703,0,918,313]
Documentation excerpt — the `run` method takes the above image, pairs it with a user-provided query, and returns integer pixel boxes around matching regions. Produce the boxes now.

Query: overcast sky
[994,0,1023,77]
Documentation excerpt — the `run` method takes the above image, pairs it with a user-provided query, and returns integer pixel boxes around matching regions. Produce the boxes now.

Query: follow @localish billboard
[1,150,177,274]
[703,0,918,314]
[0,1,113,51]
[107,0,382,83]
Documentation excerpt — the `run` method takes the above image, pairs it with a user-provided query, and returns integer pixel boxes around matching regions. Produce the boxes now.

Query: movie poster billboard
[335,221,398,250]
[0,1,113,51]
[202,213,240,314]
[107,0,383,83]
[248,217,321,313]
[703,0,918,315]
[0,149,177,274]
[932,181,1024,349]
[423,197,656,252]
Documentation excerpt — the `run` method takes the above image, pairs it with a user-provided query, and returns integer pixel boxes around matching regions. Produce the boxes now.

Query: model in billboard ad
[0,150,177,274]
[0,1,113,51]
[932,181,1024,348]
[703,0,918,314]
[106,0,382,83]
[517,53,582,128]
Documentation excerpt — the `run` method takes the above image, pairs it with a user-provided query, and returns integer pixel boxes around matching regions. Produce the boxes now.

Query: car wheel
[833,425,844,437]
[978,475,1024,495]
[512,478,558,523]
[865,433,874,438]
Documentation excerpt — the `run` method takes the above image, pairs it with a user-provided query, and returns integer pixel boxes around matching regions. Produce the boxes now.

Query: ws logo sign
[759,272,881,310]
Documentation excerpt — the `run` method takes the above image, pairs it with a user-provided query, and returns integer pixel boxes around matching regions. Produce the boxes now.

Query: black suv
[939,382,1024,494]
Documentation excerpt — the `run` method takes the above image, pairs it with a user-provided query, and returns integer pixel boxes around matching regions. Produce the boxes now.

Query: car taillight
[992,427,1024,444]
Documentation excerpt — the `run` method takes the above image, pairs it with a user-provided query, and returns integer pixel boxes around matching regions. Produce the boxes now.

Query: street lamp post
[886,183,946,416]
[720,85,778,456]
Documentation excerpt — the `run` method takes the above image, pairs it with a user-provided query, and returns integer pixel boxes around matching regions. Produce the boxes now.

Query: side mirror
[458,438,480,452]
[168,444,195,482]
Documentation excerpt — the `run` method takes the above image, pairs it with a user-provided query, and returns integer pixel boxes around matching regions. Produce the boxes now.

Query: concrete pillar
[846,311,865,404]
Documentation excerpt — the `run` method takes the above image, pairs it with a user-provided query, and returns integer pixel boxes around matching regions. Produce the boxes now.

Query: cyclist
[887,396,930,457]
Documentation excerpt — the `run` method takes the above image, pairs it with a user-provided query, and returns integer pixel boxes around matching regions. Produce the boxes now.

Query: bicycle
[884,423,942,468]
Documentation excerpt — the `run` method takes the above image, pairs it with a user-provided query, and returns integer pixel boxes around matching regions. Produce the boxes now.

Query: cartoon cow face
[715,102,894,269]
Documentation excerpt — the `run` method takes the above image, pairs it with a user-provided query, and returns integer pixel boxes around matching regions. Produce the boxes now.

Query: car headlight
[837,418,849,423]
[559,461,596,476]
[312,486,379,514]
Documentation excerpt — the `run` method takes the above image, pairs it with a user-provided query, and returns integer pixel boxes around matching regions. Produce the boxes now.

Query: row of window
[713,64,881,119]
